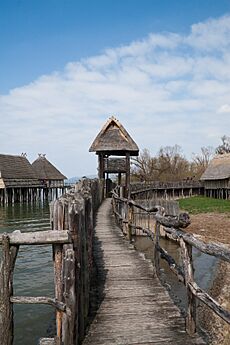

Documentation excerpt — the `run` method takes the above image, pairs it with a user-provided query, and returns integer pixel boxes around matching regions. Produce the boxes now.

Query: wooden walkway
[83,199,206,345]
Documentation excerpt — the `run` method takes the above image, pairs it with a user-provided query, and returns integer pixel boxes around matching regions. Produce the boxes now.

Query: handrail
[111,189,230,335]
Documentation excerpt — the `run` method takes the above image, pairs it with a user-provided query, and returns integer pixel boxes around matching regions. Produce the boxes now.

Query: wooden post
[51,200,64,344]
[0,234,19,345]
[127,203,133,242]
[154,220,160,277]
[125,152,130,198]
[180,238,196,335]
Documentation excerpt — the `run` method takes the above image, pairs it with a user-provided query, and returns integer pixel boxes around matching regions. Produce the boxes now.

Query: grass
[178,196,230,214]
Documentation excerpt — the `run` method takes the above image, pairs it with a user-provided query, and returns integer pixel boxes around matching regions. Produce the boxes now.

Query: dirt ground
[185,213,230,344]
[187,213,230,245]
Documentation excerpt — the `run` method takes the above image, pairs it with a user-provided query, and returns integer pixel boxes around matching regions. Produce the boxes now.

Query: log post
[0,234,19,345]
[154,220,160,277]
[127,203,133,242]
[180,238,196,335]
[51,200,64,344]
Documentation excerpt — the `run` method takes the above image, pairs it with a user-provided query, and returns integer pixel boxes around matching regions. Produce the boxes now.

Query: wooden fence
[0,178,103,345]
[131,181,204,200]
[112,189,230,335]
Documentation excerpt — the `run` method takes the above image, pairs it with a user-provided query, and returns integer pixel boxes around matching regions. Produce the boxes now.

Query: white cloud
[1,15,230,176]
[218,104,230,113]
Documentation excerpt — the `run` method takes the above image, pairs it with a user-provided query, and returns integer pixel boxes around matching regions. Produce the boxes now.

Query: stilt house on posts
[32,154,67,188]
[0,154,41,204]
[200,153,230,199]
[89,116,139,197]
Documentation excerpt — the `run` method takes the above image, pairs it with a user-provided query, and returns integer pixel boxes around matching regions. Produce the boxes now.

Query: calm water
[0,202,55,345]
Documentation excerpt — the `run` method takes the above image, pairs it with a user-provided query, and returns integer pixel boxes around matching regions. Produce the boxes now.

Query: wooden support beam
[10,296,66,311]
[0,230,70,245]
[189,281,230,324]
[180,238,196,335]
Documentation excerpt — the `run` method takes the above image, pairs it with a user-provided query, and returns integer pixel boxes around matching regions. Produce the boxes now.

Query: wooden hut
[200,153,230,199]
[32,154,67,188]
[0,154,41,204]
[89,116,139,197]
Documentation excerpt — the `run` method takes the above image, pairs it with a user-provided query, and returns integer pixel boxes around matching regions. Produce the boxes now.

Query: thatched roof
[89,116,139,156]
[32,155,67,180]
[200,154,230,180]
[0,154,37,179]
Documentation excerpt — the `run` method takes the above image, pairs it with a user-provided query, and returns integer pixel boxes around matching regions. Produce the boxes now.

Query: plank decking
[83,199,206,345]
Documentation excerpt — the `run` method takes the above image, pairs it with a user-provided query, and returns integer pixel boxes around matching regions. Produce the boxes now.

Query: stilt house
[200,153,230,198]
[0,154,41,203]
[32,154,67,188]
[89,116,139,197]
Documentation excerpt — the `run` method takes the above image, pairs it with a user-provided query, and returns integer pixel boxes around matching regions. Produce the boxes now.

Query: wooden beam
[10,296,66,311]
[189,281,230,324]
[0,230,70,245]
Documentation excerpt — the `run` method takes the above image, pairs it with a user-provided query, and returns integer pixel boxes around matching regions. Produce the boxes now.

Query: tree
[192,146,214,178]
[216,135,230,154]
[131,149,158,181]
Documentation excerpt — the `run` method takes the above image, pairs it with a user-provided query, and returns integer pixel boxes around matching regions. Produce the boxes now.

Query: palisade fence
[112,187,230,335]
[0,178,103,345]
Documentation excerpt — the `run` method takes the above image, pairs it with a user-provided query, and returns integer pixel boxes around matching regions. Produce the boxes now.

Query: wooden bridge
[1,178,230,345]
[82,198,204,345]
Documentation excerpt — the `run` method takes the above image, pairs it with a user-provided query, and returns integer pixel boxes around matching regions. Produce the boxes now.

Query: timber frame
[89,116,139,197]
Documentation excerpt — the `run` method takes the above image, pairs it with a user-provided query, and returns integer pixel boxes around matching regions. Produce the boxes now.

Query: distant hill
[65,175,97,185]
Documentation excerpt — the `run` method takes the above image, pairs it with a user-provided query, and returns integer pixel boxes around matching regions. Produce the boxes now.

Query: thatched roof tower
[89,116,139,156]
[32,155,67,181]
[89,117,139,197]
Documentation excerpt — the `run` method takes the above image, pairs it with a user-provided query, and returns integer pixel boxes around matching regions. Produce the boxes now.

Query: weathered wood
[10,296,66,311]
[163,226,230,263]
[83,199,205,345]
[154,221,161,277]
[52,200,64,343]
[180,238,196,335]
[0,234,19,345]
[158,245,185,283]
[189,281,230,324]
[0,230,70,245]
[113,192,190,229]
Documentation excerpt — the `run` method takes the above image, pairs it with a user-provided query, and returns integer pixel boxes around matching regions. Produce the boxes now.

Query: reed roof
[0,154,37,179]
[89,116,139,155]
[200,154,230,180]
[32,155,67,180]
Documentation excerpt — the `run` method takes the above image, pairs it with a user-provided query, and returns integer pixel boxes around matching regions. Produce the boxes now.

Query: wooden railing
[0,178,103,345]
[111,189,230,335]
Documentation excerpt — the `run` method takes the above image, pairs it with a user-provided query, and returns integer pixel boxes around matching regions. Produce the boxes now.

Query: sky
[1,0,230,178]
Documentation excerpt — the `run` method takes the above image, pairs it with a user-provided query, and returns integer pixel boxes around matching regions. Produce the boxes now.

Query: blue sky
[1,1,230,177]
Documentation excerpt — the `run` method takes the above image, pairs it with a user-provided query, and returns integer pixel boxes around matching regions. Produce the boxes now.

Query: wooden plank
[82,199,205,345]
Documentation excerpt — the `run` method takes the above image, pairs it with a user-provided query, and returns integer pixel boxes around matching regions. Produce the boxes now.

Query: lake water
[0,202,55,345]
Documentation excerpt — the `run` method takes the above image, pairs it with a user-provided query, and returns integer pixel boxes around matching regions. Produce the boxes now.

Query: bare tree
[192,146,214,178]
[216,135,230,154]
[131,149,158,181]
